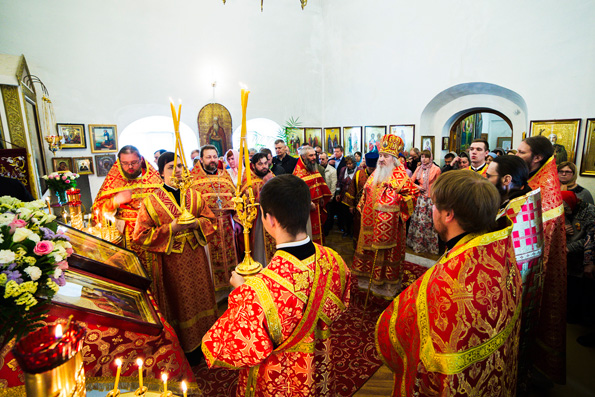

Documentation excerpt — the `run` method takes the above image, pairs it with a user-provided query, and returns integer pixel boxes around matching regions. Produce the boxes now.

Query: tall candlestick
[161,373,168,393]
[181,381,187,397]
[136,358,143,389]
[113,358,122,393]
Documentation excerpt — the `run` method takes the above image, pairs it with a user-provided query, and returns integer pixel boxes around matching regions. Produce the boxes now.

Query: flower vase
[54,189,68,206]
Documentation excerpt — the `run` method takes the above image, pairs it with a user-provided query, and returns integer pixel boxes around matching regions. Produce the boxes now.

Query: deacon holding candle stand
[132,101,219,364]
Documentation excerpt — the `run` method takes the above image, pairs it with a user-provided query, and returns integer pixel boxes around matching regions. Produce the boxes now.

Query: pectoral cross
[216,197,223,209]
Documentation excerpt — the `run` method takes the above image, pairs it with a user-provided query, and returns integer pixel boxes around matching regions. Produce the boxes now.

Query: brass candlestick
[169,171,196,225]
[233,186,262,276]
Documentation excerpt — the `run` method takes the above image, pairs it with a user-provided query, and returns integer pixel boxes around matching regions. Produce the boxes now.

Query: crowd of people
[26,130,590,395]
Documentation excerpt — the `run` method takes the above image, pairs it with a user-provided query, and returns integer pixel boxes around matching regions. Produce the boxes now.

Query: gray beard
[373,163,396,186]
[303,158,317,173]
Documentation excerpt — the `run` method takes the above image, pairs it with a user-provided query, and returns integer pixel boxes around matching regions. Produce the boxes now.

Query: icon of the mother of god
[208,117,227,156]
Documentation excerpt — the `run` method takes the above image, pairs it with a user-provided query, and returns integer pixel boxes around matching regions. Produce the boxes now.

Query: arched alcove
[119,116,198,169]
[419,82,528,161]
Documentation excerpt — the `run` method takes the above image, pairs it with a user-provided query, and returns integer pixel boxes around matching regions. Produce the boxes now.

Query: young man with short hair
[376,170,522,395]
[202,174,351,396]
[467,138,489,175]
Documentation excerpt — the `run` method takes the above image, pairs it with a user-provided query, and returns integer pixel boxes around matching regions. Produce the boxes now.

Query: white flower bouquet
[0,196,74,345]
[42,171,79,191]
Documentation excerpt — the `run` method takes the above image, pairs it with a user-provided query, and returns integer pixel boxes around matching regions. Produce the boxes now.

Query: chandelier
[222,0,307,11]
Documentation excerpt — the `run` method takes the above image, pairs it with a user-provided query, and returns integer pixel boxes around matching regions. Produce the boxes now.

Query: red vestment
[91,159,163,275]
[499,188,545,392]
[191,164,238,290]
[132,187,218,352]
[527,156,567,383]
[352,165,418,298]
[202,244,351,396]
[292,157,332,245]
[239,169,276,265]
[376,221,522,396]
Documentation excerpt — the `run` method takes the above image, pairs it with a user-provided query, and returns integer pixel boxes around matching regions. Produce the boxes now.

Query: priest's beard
[203,161,218,174]
[302,156,317,173]
[254,167,269,178]
[123,168,142,180]
[373,161,396,186]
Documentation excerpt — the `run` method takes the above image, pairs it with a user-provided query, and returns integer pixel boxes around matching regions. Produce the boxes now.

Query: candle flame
[55,324,63,338]
[136,358,143,367]
[115,358,122,367]
[182,381,187,392]
[169,97,174,104]
[161,373,168,382]
[239,82,248,90]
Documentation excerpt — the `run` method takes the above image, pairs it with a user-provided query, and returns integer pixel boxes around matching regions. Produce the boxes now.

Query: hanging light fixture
[221,0,307,11]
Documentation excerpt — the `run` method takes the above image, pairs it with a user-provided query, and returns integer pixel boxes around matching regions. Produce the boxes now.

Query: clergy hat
[364,152,379,167]
[379,134,404,158]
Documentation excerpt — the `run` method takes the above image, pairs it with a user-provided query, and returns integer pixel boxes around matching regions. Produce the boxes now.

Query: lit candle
[113,358,122,393]
[62,211,68,224]
[136,358,144,389]
[237,86,251,189]
[45,197,51,213]
[161,373,168,393]
[55,324,63,339]
[181,381,187,397]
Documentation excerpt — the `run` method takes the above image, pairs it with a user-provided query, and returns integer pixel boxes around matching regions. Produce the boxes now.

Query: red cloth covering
[376,221,522,396]
[202,244,351,396]
[292,157,332,245]
[527,156,567,383]
[190,163,238,290]
[0,293,199,395]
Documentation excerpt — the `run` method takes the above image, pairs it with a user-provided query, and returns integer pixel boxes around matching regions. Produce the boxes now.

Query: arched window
[119,116,198,169]
[232,118,282,153]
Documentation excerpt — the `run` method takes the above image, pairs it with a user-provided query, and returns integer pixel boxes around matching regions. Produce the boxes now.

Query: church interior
[1,0,595,396]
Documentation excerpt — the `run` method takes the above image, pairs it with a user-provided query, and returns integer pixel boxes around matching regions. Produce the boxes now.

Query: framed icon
[304,128,323,150]
[52,157,73,172]
[364,126,386,154]
[56,123,86,149]
[530,119,581,163]
[95,154,116,177]
[343,126,362,156]
[73,156,94,175]
[89,124,118,153]
[324,127,341,152]
[580,118,595,176]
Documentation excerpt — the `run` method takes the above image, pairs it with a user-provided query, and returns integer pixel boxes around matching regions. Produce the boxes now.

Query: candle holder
[45,134,61,155]
[106,390,121,397]
[67,188,85,231]
[12,321,86,397]
[134,386,148,396]
[232,187,262,276]
[169,173,196,226]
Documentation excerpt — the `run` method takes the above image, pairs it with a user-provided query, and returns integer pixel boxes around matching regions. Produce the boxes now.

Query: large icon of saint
[208,117,227,156]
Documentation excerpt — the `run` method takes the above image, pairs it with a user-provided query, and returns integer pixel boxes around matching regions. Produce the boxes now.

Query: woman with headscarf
[558,161,594,205]
[406,149,441,254]
[225,149,240,186]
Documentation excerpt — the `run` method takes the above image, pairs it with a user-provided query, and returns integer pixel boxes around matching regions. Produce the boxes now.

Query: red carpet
[193,261,428,396]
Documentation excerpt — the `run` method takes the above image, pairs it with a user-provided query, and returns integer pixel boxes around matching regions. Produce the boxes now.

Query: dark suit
[272,155,298,175]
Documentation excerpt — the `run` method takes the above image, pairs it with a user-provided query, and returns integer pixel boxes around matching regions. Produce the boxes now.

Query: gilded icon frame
[529,119,581,163]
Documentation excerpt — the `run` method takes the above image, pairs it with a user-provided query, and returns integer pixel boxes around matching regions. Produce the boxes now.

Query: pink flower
[33,240,54,256]
[10,219,27,228]
[66,248,74,256]
[62,176,68,181]
[56,260,69,270]
[65,179,71,184]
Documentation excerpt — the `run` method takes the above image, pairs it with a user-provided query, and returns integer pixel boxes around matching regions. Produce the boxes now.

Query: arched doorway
[419,82,528,163]
[449,109,513,153]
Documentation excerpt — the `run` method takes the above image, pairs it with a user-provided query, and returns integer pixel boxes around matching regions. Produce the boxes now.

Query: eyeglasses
[559,170,573,175]
[121,161,140,167]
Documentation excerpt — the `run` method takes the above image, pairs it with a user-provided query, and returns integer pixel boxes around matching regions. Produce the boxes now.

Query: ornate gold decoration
[233,88,263,277]
[1,85,27,149]
[168,100,196,225]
